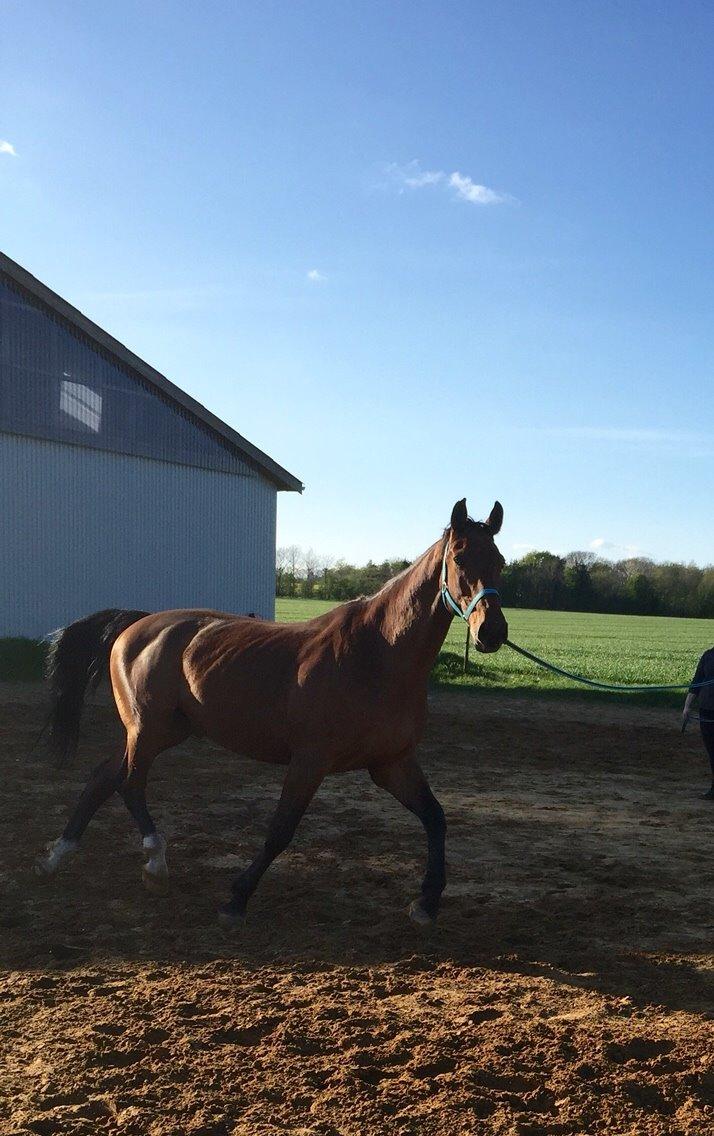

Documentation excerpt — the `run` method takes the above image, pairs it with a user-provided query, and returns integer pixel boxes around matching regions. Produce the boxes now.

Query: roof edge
[0,252,303,493]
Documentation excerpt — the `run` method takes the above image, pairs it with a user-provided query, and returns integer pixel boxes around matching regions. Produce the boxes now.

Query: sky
[2,1,713,567]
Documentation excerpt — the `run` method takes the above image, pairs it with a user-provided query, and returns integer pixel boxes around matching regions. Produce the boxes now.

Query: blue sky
[2,1,713,566]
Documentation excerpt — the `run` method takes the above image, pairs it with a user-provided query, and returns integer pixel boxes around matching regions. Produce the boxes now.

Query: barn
[0,252,302,639]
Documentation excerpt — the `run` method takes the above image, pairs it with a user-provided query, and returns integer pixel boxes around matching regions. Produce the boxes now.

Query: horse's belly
[183,633,426,772]
[205,708,291,764]
[181,681,291,764]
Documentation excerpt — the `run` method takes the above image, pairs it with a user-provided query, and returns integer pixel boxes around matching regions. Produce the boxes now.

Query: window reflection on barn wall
[0,276,254,478]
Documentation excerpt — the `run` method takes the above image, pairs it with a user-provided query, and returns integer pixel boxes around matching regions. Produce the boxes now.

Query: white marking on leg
[35,837,79,876]
[142,833,168,879]
[408,898,435,927]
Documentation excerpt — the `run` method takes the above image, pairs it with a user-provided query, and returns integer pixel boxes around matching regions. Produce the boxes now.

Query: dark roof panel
[0,252,303,492]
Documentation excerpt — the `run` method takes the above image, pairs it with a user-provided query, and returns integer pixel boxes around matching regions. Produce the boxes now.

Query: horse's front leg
[369,753,447,926]
[218,755,324,928]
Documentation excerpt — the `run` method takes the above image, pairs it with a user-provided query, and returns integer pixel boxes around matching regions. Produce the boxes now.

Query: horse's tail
[44,608,149,764]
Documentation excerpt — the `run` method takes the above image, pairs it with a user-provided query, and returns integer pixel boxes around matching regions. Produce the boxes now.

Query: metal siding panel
[0,433,277,638]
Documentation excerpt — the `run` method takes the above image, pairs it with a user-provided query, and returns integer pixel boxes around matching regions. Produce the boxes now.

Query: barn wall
[0,433,277,638]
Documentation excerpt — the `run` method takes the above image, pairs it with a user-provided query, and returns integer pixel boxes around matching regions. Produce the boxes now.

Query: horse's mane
[371,541,442,601]
[441,517,490,537]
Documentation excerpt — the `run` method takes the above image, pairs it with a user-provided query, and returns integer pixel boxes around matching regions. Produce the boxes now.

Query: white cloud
[590,538,641,557]
[307,269,327,283]
[0,140,17,156]
[448,172,509,205]
[406,170,444,187]
[402,163,444,189]
[383,160,511,206]
[383,161,443,192]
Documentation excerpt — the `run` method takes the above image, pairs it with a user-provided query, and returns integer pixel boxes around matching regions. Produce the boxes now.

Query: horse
[35,498,508,927]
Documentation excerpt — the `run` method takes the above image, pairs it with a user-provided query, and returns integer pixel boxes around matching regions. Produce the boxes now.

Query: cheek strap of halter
[440,544,500,621]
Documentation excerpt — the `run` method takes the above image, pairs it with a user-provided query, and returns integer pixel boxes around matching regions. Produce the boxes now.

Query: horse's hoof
[34,857,56,881]
[217,906,246,930]
[142,866,170,896]
[409,899,436,927]
[34,838,77,880]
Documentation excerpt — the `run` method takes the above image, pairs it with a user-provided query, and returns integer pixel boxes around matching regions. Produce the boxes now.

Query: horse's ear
[450,498,468,534]
[485,500,503,535]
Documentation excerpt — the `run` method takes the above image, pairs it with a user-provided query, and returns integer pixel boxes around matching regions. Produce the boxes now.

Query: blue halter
[440,543,500,621]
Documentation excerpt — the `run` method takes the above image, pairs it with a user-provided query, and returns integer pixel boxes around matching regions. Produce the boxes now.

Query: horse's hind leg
[369,754,447,926]
[35,717,188,889]
[218,757,324,928]
[117,758,169,895]
[115,717,193,893]
[35,752,128,876]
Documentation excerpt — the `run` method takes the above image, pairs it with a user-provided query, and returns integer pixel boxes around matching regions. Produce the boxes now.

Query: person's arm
[683,691,697,722]
[683,656,705,722]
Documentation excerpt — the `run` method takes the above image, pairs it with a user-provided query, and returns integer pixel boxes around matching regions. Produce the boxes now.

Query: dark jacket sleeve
[690,654,706,695]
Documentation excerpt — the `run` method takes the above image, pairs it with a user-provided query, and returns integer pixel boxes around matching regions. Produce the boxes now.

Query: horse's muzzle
[474,613,509,654]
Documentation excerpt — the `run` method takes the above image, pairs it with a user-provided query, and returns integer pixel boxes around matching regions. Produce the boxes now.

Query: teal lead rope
[442,537,714,708]
[503,638,714,693]
[462,635,714,724]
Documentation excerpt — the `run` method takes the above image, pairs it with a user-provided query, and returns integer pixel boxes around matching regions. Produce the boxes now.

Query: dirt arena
[1,683,712,1136]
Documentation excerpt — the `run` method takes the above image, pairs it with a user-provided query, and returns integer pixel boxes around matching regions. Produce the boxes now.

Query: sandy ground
[0,683,712,1136]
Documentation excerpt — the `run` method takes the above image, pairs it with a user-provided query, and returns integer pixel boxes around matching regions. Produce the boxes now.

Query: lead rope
[461,636,714,725]
[504,638,714,693]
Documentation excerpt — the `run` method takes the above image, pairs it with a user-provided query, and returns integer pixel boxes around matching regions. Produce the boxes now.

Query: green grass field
[276,598,714,707]
[0,638,47,683]
[2,601,711,707]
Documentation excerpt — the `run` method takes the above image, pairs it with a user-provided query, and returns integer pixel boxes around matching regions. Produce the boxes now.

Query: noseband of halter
[440,542,500,621]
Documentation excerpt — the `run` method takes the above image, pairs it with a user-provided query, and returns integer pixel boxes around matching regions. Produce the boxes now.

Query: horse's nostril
[476,622,507,652]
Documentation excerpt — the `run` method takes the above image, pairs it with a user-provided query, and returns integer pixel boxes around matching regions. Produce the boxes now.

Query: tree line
[276,546,714,618]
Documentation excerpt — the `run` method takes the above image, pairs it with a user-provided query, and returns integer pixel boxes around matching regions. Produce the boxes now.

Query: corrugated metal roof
[0,251,303,493]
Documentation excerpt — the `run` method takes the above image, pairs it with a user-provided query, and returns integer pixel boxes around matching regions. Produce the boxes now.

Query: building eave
[0,252,303,493]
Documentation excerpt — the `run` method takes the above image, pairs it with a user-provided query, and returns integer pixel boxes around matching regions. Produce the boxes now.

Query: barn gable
[0,253,302,638]
[0,253,302,492]
[0,274,256,476]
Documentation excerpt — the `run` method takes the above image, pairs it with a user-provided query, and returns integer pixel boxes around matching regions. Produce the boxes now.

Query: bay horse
[36,498,508,927]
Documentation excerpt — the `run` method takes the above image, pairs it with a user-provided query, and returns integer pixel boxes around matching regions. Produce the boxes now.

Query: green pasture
[276,598,714,707]
[2,601,711,707]
[0,638,46,683]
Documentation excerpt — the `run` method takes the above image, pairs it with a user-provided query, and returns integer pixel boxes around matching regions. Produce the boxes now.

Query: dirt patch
[1,684,712,1135]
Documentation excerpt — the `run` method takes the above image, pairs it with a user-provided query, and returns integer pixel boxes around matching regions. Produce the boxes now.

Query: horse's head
[443,498,508,653]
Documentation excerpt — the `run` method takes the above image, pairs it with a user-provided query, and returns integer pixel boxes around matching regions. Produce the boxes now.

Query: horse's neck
[365,539,452,670]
